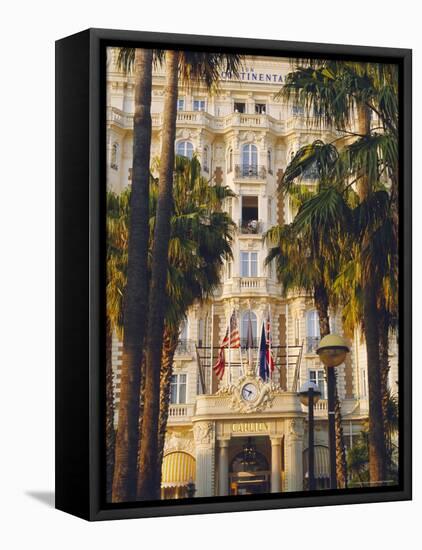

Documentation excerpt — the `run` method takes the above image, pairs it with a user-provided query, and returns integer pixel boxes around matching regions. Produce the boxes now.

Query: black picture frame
[55,28,412,521]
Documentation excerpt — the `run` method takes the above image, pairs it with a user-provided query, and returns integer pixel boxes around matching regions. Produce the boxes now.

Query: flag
[258,320,274,381]
[213,311,240,379]
[246,310,254,350]
[266,313,275,374]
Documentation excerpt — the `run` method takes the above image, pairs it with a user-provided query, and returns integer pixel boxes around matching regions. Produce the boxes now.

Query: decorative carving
[164,430,195,455]
[193,422,214,445]
[288,418,304,438]
[217,375,281,414]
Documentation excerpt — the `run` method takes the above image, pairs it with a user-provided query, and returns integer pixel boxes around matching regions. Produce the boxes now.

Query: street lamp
[317,334,350,490]
[299,381,321,491]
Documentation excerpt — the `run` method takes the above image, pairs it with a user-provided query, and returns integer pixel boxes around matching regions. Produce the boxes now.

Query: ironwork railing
[306,336,320,354]
[234,164,267,179]
[175,339,195,355]
[238,219,263,234]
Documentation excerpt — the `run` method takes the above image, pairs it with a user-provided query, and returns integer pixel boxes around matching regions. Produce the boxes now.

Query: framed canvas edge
[65,28,412,521]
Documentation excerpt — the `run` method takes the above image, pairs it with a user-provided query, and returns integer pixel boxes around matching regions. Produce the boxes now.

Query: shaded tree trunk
[357,102,386,484]
[112,48,153,502]
[138,50,180,500]
[157,328,180,488]
[106,320,115,502]
[379,308,391,462]
[314,283,347,488]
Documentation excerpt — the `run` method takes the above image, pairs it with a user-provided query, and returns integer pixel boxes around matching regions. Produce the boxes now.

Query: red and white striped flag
[266,313,275,375]
[213,311,240,379]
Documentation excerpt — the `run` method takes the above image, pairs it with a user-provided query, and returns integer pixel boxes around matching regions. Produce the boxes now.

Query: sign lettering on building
[220,67,284,83]
[232,422,268,433]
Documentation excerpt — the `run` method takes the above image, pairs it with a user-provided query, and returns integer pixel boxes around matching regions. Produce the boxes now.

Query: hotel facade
[106,50,399,498]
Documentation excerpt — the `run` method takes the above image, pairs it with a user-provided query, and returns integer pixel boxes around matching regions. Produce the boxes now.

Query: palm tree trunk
[157,327,180,487]
[106,320,115,502]
[356,102,386,484]
[314,283,347,488]
[112,48,153,503]
[138,50,180,500]
[379,308,391,464]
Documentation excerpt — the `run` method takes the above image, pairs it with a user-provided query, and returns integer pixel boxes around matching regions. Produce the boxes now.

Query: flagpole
[248,306,252,375]
[268,304,272,381]
[210,302,214,395]
[256,319,263,377]
[228,309,231,386]
[286,302,289,385]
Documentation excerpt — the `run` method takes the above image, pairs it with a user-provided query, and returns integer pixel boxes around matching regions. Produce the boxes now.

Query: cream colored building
[106,49,399,498]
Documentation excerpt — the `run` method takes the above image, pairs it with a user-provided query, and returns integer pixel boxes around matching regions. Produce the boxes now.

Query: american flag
[213,311,240,380]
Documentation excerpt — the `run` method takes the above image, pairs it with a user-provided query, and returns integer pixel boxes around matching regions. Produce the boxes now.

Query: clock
[241,382,258,402]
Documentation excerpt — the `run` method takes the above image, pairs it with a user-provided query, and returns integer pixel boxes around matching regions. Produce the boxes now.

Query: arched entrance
[161,451,196,499]
[229,438,270,495]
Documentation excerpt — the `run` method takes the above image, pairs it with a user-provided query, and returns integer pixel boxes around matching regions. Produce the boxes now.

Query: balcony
[238,219,264,235]
[234,164,267,179]
[168,403,195,423]
[306,336,320,354]
[175,339,195,356]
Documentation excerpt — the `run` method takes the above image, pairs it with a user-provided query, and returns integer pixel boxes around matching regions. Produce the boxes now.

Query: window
[255,103,266,114]
[361,368,367,397]
[170,374,187,404]
[242,144,258,176]
[240,251,258,277]
[267,149,272,174]
[227,148,233,173]
[241,196,259,233]
[198,319,205,347]
[176,141,194,159]
[193,99,206,111]
[177,98,185,111]
[294,317,300,346]
[203,146,209,172]
[234,102,246,113]
[241,311,257,347]
[309,369,326,399]
[306,310,320,353]
[110,142,119,170]
[292,105,304,116]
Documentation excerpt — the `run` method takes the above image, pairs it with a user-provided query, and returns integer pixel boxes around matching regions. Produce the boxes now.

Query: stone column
[193,422,215,497]
[218,439,230,496]
[284,418,304,492]
[270,437,282,493]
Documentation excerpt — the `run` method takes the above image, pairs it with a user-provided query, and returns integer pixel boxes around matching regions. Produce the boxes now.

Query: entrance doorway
[229,437,270,495]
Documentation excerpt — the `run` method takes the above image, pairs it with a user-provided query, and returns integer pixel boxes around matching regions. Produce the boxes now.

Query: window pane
[170,375,178,404]
[241,252,249,277]
[179,374,187,403]
[250,252,258,276]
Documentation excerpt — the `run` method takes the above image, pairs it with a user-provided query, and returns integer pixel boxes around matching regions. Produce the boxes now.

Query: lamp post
[316,334,350,490]
[299,381,321,491]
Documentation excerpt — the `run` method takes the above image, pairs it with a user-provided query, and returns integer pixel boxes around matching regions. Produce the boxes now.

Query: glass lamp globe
[298,381,321,406]
[316,334,350,367]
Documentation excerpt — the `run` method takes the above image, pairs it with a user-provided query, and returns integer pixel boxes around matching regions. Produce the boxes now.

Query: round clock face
[241,382,258,402]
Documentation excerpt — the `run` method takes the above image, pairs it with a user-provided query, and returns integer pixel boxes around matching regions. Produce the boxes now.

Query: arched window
[176,141,194,159]
[111,142,119,170]
[241,311,257,347]
[242,144,258,176]
[227,148,233,173]
[267,149,272,174]
[203,146,209,172]
[306,310,320,353]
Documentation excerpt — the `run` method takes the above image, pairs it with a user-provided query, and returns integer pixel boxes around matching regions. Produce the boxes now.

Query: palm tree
[265,175,350,486]
[111,48,153,503]
[138,51,243,500]
[106,190,130,501]
[279,61,399,484]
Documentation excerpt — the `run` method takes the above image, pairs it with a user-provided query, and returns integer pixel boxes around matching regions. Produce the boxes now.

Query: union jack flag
[213,311,240,380]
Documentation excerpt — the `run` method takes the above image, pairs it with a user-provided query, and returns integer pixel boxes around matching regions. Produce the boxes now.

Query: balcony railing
[238,219,263,234]
[306,336,320,354]
[168,403,194,421]
[234,165,267,179]
[175,339,195,355]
